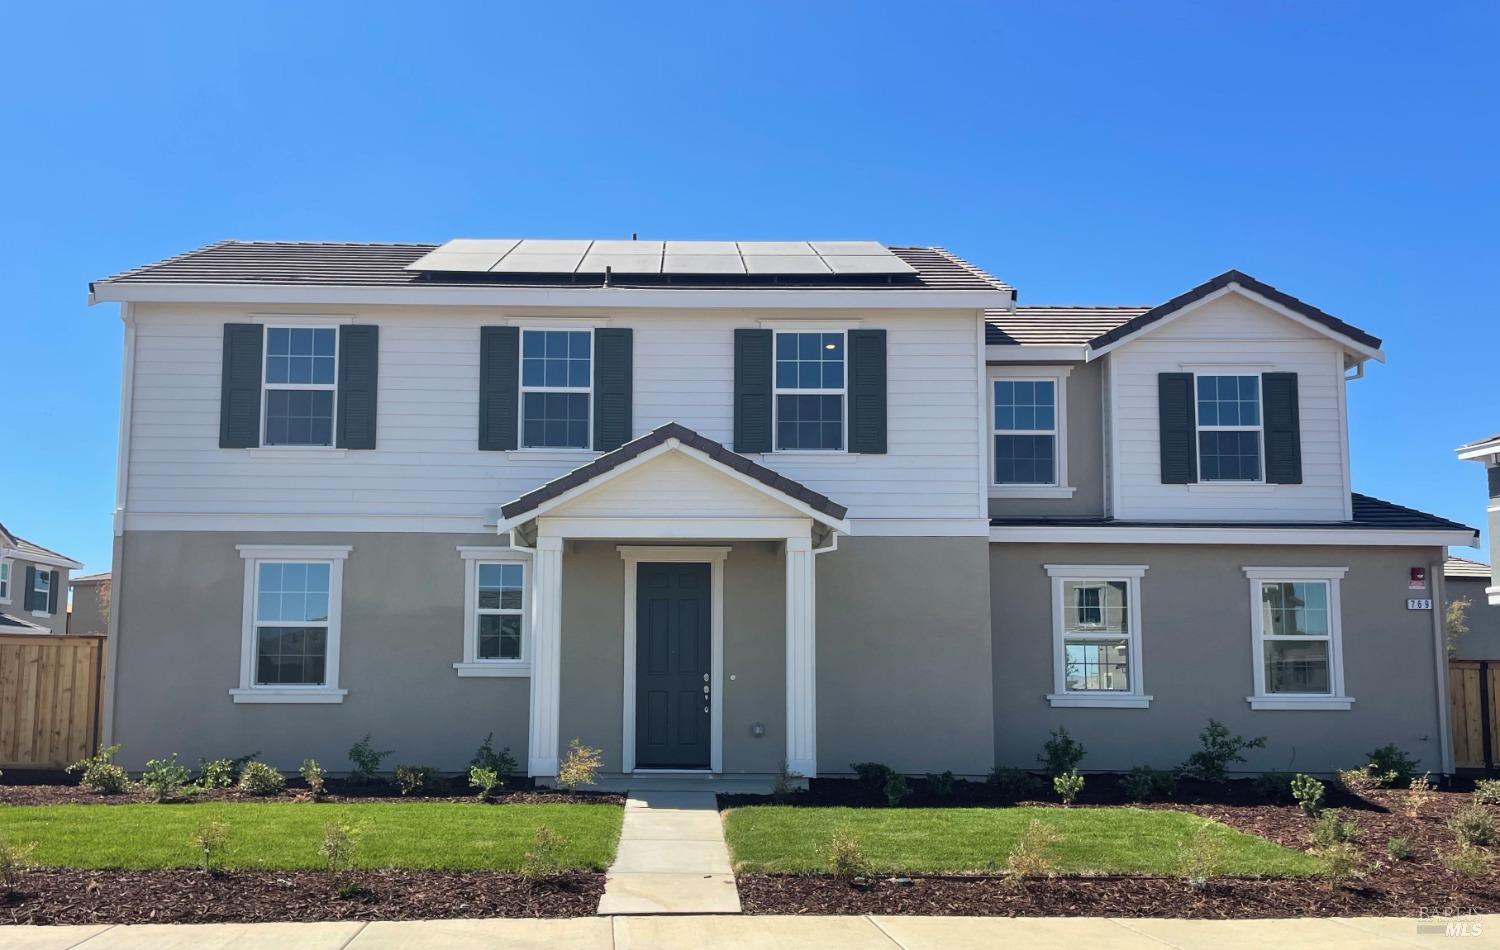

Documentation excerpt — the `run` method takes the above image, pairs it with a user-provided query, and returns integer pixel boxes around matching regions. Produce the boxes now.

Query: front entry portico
[496,423,848,781]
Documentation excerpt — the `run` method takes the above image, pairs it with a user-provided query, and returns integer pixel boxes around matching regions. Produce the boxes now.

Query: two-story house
[0,521,83,635]
[1458,435,1500,611]
[88,240,1477,779]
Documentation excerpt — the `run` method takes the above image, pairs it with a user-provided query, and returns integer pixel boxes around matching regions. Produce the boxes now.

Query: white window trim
[989,366,1075,498]
[231,544,351,703]
[1194,372,1265,484]
[454,546,532,677]
[30,567,53,617]
[0,558,10,604]
[518,326,594,451]
[260,324,340,450]
[772,329,848,454]
[1044,564,1151,708]
[1244,566,1352,710]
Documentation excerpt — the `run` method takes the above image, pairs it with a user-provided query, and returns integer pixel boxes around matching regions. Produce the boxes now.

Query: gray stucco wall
[1447,576,1500,660]
[1,558,70,633]
[991,543,1448,775]
[818,536,995,776]
[69,580,109,637]
[988,360,1106,521]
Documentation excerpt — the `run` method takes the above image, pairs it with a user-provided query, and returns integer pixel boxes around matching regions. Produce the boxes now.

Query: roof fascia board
[1087,283,1386,364]
[1456,441,1500,462]
[986,344,1090,363]
[0,547,85,570]
[989,525,1475,547]
[89,282,1012,311]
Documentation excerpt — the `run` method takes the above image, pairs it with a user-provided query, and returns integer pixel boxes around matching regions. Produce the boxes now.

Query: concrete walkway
[3,914,1496,949]
[596,790,741,914]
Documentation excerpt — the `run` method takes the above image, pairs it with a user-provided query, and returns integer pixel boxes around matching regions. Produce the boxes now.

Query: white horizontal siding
[125,305,984,529]
[1107,293,1351,521]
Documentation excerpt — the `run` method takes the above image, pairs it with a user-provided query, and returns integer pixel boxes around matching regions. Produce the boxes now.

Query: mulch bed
[0,870,603,925]
[729,775,1500,918]
[0,777,623,807]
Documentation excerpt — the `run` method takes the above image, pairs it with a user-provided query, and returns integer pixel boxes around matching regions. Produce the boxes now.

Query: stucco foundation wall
[991,543,1447,775]
[818,537,995,776]
[111,530,529,772]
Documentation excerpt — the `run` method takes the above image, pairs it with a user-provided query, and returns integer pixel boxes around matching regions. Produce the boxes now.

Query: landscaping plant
[1252,771,1295,804]
[1119,766,1176,802]
[520,823,568,881]
[0,837,34,892]
[851,761,898,797]
[924,770,956,800]
[142,754,192,802]
[196,758,237,789]
[1177,820,1226,892]
[1313,841,1366,889]
[1004,818,1058,887]
[469,733,518,778]
[237,761,286,797]
[319,819,360,875]
[771,760,802,804]
[1038,726,1085,777]
[557,739,602,791]
[1404,772,1435,818]
[1290,774,1325,817]
[66,744,130,795]
[1177,719,1265,783]
[1386,836,1414,861]
[1309,810,1360,848]
[299,759,327,800]
[189,815,230,874]
[1448,802,1497,847]
[987,766,1043,801]
[1365,743,1419,787]
[393,765,443,796]
[1336,766,1381,796]
[348,734,393,784]
[825,824,871,879]
[1474,778,1500,805]
[1053,769,1084,806]
[469,765,500,801]
[883,773,911,807]
[1443,844,1492,878]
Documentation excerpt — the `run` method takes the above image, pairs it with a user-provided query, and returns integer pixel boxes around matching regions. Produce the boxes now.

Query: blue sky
[3,1,1496,573]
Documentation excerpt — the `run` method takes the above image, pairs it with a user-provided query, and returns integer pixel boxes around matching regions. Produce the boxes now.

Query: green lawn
[0,802,622,871]
[723,806,1321,876]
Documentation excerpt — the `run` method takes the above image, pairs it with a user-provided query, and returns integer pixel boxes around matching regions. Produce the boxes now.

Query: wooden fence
[0,634,105,769]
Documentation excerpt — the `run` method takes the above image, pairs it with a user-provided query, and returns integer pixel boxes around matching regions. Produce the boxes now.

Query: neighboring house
[0,522,83,635]
[1457,435,1500,605]
[88,240,1477,778]
[68,572,112,636]
[1444,557,1500,659]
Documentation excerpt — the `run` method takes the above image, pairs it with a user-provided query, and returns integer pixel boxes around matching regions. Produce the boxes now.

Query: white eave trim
[986,344,1090,363]
[1455,441,1500,462]
[990,525,1477,547]
[0,548,84,571]
[88,281,1012,311]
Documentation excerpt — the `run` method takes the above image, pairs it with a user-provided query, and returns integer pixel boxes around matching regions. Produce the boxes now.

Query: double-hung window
[455,547,531,676]
[263,326,338,447]
[1245,567,1351,709]
[233,545,349,703]
[0,560,9,602]
[989,367,1073,496]
[1196,375,1262,481]
[32,569,51,615]
[774,331,844,451]
[1045,565,1150,708]
[521,329,591,449]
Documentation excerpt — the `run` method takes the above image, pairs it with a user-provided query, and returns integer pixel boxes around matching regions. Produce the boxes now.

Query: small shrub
[826,824,871,879]
[469,766,500,801]
[1178,820,1226,892]
[1386,836,1414,861]
[190,816,230,873]
[392,765,443,796]
[237,761,285,797]
[1004,818,1058,887]
[1053,769,1084,806]
[469,733,518,777]
[851,761,897,797]
[987,766,1043,801]
[0,838,35,891]
[1443,844,1492,878]
[1474,778,1500,806]
[1290,774,1325,818]
[1448,803,1498,847]
[925,771,956,799]
[142,754,191,802]
[1336,766,1381,796]
[771,761,802,803]
[1119,766,1176,802]
[1309,810,1361,847]
[197,758,236,789]
[1178,720,1265,783]
[66,744,130,795]
[348,734,393,784]
[320,820,360,875]
[1038,727,1085,777]
[1404,772,1435,818]
[299,759,327,800]
[1313,841,1366,888]
[1366,744,1419,788]
[883,773,911,807]
[520,824,568,881]
[557,739,602,791]
[1252,771,1295,804]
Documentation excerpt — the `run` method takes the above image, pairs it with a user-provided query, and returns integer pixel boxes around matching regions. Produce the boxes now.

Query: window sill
[1186,483,1275,493]
[1247,695,1354,711]
[508,450,599,462]
[246,447,347,459]
[453,662,531,678]
[30,610,51,619]
[230,688,348,704]
[992,485,1077,499]
[1047,693,1152,709]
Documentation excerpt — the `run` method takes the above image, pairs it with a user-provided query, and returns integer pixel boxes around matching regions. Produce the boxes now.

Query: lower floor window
[1045,565,1149,706]
[1245,567,1349,708]
[254,562,331,685]
[477,562,525,660]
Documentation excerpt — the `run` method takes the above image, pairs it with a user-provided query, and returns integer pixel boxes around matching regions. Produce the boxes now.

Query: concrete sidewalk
[3,914,1496,949]
[596,789,740,914]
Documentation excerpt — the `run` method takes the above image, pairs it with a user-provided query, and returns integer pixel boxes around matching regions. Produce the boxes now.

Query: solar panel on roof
[577,253,663,274]
[405,238,919,276]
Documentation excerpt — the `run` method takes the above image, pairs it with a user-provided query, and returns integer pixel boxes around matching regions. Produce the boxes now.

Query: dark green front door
[635,562,711,769]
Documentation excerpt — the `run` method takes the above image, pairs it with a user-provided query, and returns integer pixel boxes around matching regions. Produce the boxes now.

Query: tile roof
[500,422,849,523]
[986,306,1149,347]
[70,572,111,584]
[0,613,47,633]
[0,521,79,566]
[1445,556,1492,579]
[94,241,1012,294]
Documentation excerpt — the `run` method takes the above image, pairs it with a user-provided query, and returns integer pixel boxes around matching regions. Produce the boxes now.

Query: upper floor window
[1197,375,1262,481]
[0,560,9,602]
[1244,566,1351,710]
[263,327,337,447]
[521,329,591,449]
[1045,564,1150,708]
[32,568,51,613]
[994,379,1057,485]
[774,332,844,451]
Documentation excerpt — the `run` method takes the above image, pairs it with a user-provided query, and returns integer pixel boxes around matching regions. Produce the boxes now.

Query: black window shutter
[592,328,633,452]
[847,329,887,454]
[1262,372,1303,485]
[219,324,263,448]
[733,329,773,453]
[23,566,35,612]
[47,571,59,614]
[1158,372,1197,484]
[336,325,379,450]
[479,326,520,451]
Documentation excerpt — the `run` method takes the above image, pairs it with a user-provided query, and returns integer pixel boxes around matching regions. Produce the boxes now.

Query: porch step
[597,789,742,916]
[584,772,777,795]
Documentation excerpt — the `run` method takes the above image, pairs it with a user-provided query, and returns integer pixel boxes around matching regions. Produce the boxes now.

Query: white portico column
[528,535,564,778]
[785,535,818,777]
